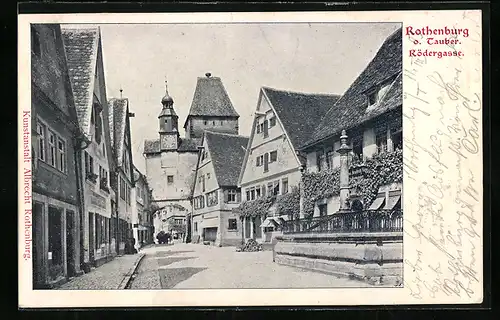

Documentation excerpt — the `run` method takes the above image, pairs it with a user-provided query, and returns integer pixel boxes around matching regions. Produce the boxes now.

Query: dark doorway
[351,199,364,212]
[203,227,217,242]
[33,202,45,288]
[79,207,85,272]
[88,212,95,265]
[318,204,328,216]
[244,218,251,238]
[48,206,63,281]
[66,210,75,277]
[254,216,262,239]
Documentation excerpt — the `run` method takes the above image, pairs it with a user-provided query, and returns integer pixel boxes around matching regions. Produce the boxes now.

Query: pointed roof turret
[158,80,177,118]
[161,80,174,106]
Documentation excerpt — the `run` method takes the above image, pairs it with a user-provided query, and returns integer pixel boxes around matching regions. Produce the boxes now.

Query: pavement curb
[118,253,146,290]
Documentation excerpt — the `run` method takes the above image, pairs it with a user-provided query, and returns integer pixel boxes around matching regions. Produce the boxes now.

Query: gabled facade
[237,87,339,242]
[191,131,248,246]
[108,97,137,254]
[31,24,83,288]
[300,27,403,217]
[62,26,116,270]
[133,166,154,246]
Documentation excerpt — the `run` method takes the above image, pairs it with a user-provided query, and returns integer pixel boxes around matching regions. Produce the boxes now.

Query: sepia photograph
[30,22,403,290]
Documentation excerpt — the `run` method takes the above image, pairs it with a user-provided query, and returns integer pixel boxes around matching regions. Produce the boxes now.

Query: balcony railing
[282,209,403,234]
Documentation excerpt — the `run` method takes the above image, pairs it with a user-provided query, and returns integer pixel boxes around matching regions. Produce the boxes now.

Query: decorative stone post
[241,216,246,243]
[250,217,255,240]
[336,130,352,212]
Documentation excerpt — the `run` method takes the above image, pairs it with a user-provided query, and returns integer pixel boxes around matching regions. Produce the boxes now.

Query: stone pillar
[337,130,352,212]
[250,217,254,239]
[242,217,246,241]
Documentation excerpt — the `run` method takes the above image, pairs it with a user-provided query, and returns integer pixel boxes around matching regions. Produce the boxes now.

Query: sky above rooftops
[95,22,400,172]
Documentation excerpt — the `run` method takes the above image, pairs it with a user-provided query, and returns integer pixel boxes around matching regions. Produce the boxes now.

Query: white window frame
[269,150,278,163]
[48,129,57,167]
[57,137,67,173]
[282,178,289,194]
[227,189,237,203]
[269,116,276,127]
[228,218,237,230]
[37,122,46,161]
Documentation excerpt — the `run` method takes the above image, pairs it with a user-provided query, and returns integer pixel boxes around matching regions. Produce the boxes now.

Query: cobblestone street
[58,253,144,290]
[130,243,372,289]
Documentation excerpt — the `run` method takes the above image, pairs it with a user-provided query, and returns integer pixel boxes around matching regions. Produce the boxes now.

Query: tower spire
[161,77,174,106]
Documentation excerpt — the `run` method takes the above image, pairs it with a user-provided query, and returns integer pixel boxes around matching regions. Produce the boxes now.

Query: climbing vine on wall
[237,195,275,219]
[302,167,341,217]
[350,148,403,209]
[302,149,403,217]
[237,186,300,219]
[274,186,300,218]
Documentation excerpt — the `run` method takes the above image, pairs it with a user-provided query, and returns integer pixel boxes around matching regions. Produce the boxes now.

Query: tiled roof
[178,138,201,152]
[143,137,201,154]
[61,27,100,136]
[262,87,340,149]
[183,76,239,128]
[205,131,249,187]
[360,72,402,123]
[108,98,129,166]
[303,27,402,148]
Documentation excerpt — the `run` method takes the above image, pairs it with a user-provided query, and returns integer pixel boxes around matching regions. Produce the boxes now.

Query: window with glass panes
[282,178,289,194]
[375,125,388,154]
[227,189,237,202]
[37,122,46,161]
[36,120,68,173]
[228,218,237,230]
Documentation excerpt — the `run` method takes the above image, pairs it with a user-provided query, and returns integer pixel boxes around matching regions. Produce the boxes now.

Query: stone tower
[183,72,240,139]
[158,81,180,151]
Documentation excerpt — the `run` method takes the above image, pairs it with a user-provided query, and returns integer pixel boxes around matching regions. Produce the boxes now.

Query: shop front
[87,190,113,267]
[32,193,80,289]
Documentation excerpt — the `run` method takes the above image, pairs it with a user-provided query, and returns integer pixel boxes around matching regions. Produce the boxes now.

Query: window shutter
[264,153,269,171]
[263,120,269,138]
[237,191,241,202]
[262,185,266,196]
[224,190,229,203]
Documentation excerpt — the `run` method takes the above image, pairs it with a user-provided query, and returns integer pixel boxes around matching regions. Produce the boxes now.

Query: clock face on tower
[160,134,178,151]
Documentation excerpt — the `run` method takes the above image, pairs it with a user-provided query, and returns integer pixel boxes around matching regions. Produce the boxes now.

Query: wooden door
[66,210,75,277]
[33,202,45,288]
[88,212,95,264]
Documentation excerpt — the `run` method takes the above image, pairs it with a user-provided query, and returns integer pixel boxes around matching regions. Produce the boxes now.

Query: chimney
[205,72,211,78]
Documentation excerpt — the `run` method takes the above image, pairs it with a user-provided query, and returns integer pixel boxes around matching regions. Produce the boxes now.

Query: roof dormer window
[366,80,393,109]
[367,90,377,106]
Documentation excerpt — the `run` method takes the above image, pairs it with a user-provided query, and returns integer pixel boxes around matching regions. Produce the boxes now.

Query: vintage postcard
[18,9,484,307]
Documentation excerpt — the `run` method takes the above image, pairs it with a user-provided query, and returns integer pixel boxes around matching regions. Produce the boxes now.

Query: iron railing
[282,209,403,234]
